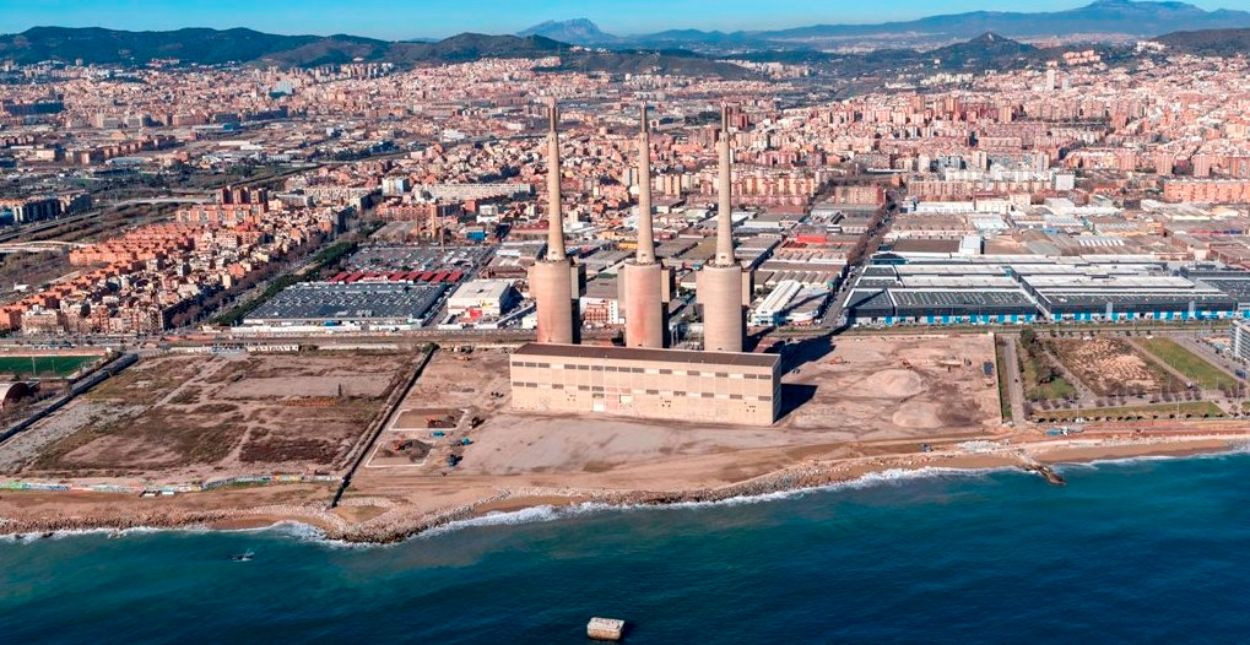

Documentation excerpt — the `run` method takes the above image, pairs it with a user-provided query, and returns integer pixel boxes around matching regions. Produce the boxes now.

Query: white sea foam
[0,467,1009,545]
[0,525,166,543]
[1054,442,1250,472]
[420,505,566,537]
[418,466,1007,539]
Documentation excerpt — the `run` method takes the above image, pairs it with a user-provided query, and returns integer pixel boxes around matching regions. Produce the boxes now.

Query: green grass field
[1035,401,1224,422]
[1138,338,1238,390]
[0,355,99,377]
[1016,340,1077,402]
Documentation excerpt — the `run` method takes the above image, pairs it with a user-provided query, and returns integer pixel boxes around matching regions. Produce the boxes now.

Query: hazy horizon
[0,0,1241,41]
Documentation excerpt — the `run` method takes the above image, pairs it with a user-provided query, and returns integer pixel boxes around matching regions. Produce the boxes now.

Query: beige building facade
[509,343,781,426]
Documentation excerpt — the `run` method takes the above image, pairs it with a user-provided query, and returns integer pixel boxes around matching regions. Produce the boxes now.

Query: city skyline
[0,0,1239,40]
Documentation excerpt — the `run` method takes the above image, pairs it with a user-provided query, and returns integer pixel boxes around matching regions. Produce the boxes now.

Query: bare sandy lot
[783,334,1001,437]
[1048,337,1181,396]
[1,350,417,482]
[349,335,1005,514]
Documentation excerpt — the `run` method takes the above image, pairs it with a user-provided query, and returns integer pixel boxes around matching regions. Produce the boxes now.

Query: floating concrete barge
[587,617,626,641]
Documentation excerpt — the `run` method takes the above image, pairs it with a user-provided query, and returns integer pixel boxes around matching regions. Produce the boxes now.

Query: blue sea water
[4,453,1250,644]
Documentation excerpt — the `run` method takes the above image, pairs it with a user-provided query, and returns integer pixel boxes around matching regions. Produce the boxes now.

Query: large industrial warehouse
[845,255,1241,326]
[1181,268,1250,317]
[244,281,448,329]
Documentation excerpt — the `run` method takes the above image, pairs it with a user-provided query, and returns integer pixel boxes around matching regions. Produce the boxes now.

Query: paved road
[999,335,1028,424]
[106,197,209,207]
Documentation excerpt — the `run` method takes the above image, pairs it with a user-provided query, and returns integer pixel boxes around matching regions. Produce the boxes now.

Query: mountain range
[2,1,1250,72]
[518,1,1250,49]
[0,27,567,67]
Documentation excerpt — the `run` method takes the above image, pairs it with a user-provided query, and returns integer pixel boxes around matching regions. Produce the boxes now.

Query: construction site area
[0,349,420,482]
[336,334,1005,532]
[782,334,1002,437]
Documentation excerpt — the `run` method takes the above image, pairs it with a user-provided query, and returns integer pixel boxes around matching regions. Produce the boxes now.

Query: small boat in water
[231,550,255,562]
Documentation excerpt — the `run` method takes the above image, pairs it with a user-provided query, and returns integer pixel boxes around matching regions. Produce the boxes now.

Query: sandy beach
[2,428,1247,543]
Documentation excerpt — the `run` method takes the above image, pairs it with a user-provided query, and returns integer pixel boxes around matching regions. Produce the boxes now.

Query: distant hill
[0,27,565,67]
[518,19,619,46]
[386,33,565,64]
[0,26,763,78]
[520,2,1250,52]
[1155,27,1250,55]
[756,0,1250,42]
[927,32,1040,68]
[544,49,756,80]
[0,26,381,65]
[736,33,1050,79]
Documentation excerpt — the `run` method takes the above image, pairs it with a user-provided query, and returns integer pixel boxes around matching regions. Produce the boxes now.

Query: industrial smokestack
[620,103,668,349]
[696,103,751,353]
[715,104,734,266]
[636,104,655,265]
[545,98,566,262]
[530,98,580,345]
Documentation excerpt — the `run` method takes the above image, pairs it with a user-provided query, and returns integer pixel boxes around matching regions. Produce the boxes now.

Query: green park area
[1017,330,1077,402]
[1035,401,1225,423]
[1138,338,1238,391]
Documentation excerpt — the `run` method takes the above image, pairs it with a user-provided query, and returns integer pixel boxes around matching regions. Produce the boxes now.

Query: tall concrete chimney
[696,104,751,353]
[530,98,580,344]
[715,104,734,266]
[619,104,669,348]
[635,105,655,265]
[545,100,566,262]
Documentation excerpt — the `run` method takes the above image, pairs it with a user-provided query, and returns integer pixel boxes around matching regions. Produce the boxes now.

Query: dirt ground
[1047,337,1181,396]
[348,335,1004,508]
[362,350,509,471]
[783,334,1001,436]
[1,350,417,482]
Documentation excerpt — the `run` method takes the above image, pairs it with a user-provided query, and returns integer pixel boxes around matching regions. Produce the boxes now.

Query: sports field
[0,355,99,377]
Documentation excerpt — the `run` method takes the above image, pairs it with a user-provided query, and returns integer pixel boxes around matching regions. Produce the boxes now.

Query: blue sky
[0,0,1239,40]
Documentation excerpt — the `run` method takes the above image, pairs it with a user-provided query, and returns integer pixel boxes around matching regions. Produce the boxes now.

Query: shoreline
[3,434,1247,545]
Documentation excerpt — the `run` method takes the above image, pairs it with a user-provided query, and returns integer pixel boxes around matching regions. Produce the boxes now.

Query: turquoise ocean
[4,452,1250,643]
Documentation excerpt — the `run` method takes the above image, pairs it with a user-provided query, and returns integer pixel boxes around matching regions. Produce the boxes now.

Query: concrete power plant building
[510,103,780,426]
[696,106,753,353]
[509,344,780,426]
[618,105,672,349]
[528,100,581,344]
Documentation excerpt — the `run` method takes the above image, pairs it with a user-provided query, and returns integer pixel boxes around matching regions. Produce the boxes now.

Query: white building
[446,279,517,318]
[1233,320,1250,363]
[751,279,802,326]
[381,176,410,196]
